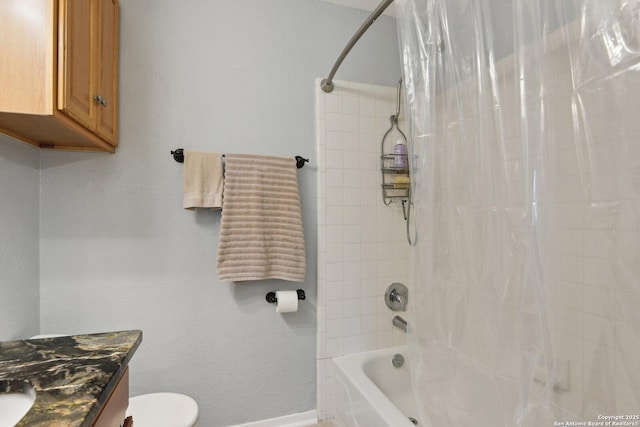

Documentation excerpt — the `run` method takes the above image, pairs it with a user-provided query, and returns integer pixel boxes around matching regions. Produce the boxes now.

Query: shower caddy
[379,79,416,246]
[380,79,410,209]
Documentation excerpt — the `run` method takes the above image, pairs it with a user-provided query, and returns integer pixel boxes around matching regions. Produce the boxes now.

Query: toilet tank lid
[126,392,199,427]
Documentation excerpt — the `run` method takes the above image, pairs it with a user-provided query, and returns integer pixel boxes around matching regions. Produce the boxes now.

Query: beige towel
[183,151,223,210]
[216,153,306,282]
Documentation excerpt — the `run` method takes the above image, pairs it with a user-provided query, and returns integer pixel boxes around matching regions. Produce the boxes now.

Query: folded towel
[216,153,306,282]
[183,151,223,210]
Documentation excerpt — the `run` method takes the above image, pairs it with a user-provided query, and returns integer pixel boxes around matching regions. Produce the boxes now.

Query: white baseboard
[227,410,317,427]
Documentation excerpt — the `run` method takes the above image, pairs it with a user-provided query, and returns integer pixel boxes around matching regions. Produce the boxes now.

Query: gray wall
[0,135,39,341]
[38,1,400,425]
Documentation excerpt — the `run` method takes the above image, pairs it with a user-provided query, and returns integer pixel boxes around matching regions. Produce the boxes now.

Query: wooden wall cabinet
[0,0,119,152]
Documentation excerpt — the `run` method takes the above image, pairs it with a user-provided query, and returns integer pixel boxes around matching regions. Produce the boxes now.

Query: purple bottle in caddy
[393,142,408,168]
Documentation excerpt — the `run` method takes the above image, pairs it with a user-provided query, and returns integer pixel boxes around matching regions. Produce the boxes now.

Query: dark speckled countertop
[0,330,142,427]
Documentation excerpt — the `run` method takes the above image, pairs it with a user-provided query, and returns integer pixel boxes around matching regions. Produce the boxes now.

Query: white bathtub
[331,346,426,427]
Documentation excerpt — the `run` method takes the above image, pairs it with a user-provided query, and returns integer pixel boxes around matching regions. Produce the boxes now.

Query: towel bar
[265,289,306,304]
[170,149,309,169]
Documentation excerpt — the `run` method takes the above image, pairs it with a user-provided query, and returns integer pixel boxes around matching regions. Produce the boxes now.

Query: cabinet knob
[93,95,108,107]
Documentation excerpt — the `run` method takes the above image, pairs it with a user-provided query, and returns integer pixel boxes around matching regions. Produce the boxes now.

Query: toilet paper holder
[266,289,306,304]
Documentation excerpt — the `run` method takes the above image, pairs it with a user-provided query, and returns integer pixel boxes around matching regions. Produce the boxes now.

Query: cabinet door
[95,0,118,145]
[58,0,95,129]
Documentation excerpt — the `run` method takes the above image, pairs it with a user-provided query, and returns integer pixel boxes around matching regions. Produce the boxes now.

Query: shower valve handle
[385,283,408,312]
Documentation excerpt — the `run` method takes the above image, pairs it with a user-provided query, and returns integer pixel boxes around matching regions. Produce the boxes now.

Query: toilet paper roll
[275,290,298,313]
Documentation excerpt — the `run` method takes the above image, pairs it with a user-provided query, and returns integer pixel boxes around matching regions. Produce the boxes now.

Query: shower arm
[320,0,394,93]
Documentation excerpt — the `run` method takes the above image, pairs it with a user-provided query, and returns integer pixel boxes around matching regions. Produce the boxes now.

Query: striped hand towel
[216,153,306,282]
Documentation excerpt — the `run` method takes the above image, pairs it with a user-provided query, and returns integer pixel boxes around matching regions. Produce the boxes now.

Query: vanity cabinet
[0,330,141,427]
[0,0,119,152]
[93,368,129,427]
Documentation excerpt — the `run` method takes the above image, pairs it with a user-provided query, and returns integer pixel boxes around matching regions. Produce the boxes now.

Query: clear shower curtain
[396,0,640,426]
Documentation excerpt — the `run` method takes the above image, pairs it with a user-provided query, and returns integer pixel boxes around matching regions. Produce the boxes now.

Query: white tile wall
[538,42,640,419]
[387,29,640,423]
[461,39,640,419]
[315,79,411,420]
[314,35,640,424]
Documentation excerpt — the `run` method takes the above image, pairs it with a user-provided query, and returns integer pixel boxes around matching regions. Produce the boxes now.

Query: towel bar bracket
[266,289,306,304]
[171,148,184,163]
[295,156,309,169]
[171,148,308,169]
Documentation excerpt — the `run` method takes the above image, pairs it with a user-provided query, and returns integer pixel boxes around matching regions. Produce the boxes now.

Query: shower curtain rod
[320,0,394,93]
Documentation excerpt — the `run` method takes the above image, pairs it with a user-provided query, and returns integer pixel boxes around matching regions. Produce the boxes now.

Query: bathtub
[331,346,426,427]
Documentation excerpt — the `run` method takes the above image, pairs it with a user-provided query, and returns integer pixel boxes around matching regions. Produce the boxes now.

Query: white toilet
[30,334,199,427]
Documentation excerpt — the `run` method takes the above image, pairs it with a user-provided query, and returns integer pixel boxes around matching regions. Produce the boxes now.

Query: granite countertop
[0,330,142,427]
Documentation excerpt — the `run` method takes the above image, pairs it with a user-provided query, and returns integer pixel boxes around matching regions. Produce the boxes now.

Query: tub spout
[393,315,407,332]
